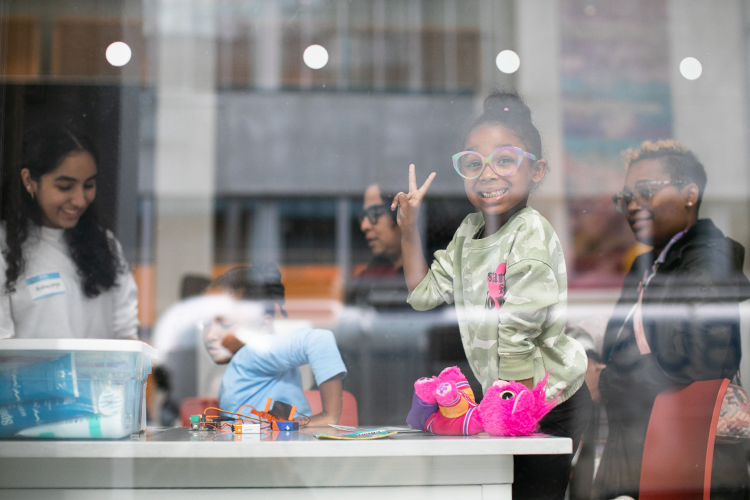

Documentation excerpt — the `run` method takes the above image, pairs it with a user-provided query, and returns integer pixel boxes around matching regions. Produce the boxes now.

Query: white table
[0,427,572,499]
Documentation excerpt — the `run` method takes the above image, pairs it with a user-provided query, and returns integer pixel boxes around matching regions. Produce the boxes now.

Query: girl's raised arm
[391,164,436,293]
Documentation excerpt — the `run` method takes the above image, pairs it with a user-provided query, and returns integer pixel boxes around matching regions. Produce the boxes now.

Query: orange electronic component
[201,400,299,434]
[247,398,297,423]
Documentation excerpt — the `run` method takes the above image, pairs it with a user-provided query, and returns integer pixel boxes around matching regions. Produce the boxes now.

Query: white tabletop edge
[0,436,573,459]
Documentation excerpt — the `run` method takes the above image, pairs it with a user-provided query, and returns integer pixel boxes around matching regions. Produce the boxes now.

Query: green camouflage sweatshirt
[408,207,586,403]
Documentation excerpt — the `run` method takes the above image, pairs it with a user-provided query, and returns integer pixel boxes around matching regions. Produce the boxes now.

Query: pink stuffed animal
[411,366,483,435]
[479,375,556,436]
[406,366,556,436]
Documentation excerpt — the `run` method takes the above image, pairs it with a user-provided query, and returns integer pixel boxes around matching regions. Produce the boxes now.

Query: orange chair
[304,390,359,427]
[179,391,359,427]
[639,379,730,500]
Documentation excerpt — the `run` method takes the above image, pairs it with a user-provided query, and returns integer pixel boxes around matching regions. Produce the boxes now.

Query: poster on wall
[561,0,673,288]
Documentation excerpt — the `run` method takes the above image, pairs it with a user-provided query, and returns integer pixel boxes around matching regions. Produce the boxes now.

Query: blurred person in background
[205,265,347,427]
[0,125,138,339]
[358,183,403,277]
[593,140,750,500]
[347,183,407,307]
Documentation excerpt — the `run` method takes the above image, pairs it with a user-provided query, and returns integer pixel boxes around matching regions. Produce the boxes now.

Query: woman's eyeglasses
[452,146,537,180]
[358,204,390,225]
[612,180,687,213]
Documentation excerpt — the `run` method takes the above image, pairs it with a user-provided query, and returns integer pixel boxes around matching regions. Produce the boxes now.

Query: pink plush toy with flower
[406,366,556,436]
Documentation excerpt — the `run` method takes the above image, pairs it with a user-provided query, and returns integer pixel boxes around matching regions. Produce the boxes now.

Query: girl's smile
[479,187,510,199]
[23,150,97,229]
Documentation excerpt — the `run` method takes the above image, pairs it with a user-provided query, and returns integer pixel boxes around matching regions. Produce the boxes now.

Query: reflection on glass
[105,41,132,67]
[495,49,520,74]
[1,1,750,497]
[596,140,750,499]
[679,56,703,80]
[303,44,329,70]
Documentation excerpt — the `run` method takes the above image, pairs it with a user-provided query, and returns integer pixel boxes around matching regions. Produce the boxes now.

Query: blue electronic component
[272,420,299,431]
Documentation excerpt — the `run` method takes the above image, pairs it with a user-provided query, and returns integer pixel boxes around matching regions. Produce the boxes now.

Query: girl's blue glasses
[452,147,537,179]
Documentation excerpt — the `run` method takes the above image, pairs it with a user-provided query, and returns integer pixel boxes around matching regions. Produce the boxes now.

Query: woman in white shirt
[0,126,138,339]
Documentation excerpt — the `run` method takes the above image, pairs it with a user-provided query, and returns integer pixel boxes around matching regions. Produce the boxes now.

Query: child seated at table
[203,265,347,426]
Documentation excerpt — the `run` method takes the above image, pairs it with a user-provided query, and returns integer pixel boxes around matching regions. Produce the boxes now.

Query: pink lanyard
[611,230,687,357]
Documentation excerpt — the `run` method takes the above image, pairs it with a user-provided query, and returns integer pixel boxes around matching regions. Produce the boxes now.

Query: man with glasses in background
[592,140,750,500]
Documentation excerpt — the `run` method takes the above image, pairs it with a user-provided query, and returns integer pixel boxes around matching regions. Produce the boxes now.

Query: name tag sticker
[26,272,66,301]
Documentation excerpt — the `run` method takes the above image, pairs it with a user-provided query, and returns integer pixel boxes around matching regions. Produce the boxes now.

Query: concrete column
[299,5,313,89]
[152,0,217,316]
[443,0,458,92]
[408,0,423,92]
[255,0,282,90]
[668,0,750,246]
[336,0,350,90]
[372,0,387,91]
[514,0,571,262]
[116,85,141,264]
[222,198,243,264]
[478,0,515,105]
[336,197,351,286]
[250,200,281,265]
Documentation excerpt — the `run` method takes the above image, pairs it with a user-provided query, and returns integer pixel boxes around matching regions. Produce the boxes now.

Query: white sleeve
[0,252,15,339]
[111,238,139,340]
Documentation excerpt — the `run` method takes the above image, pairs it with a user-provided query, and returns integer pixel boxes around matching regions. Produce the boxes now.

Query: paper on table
[327,424,423,433]
[328,424,358,431]
[314,429,398,440]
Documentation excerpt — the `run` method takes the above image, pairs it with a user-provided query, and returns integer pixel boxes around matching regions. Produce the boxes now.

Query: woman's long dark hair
[3,126,120,297]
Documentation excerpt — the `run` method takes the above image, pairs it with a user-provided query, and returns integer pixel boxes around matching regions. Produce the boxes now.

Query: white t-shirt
[0,225,139,339]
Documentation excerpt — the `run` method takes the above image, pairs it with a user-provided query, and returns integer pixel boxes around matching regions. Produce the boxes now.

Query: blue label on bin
[0,354,78,406]
[0,382,94,437]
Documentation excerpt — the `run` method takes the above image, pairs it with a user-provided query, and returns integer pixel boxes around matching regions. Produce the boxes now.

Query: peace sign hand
[391,164,436,229]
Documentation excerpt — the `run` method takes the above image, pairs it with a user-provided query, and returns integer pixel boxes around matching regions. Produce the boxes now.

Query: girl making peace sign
[394,92,590,499]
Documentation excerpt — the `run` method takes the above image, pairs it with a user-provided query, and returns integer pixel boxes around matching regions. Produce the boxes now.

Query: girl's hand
[391,164,436,230]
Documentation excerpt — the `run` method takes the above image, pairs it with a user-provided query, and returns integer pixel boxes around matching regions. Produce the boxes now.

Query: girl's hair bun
[464,90,542,159]
[482,92,533,124]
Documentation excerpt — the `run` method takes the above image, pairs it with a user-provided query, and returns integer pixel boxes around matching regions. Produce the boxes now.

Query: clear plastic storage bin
[0,339,158,439]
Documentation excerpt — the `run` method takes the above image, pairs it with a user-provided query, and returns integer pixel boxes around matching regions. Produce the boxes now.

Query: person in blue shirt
[203,265,347,426]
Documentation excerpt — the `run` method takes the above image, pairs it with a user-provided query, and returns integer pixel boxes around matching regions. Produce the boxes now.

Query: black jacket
[595,219,750,499]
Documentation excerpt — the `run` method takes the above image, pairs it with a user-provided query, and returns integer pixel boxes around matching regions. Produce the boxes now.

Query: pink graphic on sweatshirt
[485,263,507,310]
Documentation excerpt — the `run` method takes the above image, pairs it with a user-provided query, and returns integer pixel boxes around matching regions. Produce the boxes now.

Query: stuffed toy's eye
[500,390,515,400]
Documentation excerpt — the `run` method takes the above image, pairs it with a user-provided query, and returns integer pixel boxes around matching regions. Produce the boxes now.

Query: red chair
[179,391,359,427]
[304,390,359,427]
[639,379,730,500]
[179,397,219,427]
